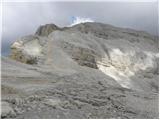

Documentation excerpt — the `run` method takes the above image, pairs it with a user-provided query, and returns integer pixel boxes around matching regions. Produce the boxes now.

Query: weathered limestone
[2,22,159,118]
[9,22,158,91]
[35,24,60,36]
[1,101,16,118]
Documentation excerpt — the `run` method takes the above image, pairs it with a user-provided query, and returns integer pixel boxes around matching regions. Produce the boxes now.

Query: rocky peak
[35,24,60,36]
[2,22,159,119]
[10,22,158,92]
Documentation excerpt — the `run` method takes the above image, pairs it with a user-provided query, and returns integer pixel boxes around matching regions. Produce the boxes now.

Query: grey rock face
[10,35,48,64]
[9,22,158,91]
[35,24,60,36]
[2,22,159,118]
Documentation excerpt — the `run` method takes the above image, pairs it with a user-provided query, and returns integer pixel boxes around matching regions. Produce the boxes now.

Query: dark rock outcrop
[35,24,60,36]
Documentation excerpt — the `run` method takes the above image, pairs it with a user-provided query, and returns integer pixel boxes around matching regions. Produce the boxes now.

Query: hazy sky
[2,1,159,55]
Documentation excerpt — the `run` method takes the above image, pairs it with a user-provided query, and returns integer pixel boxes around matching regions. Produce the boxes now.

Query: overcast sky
[1,1,159,55]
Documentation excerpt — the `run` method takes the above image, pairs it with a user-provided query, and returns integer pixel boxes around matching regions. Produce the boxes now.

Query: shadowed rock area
[1,22,159,119]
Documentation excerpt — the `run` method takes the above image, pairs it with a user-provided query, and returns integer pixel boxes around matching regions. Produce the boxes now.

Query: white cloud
[70,16,94,26]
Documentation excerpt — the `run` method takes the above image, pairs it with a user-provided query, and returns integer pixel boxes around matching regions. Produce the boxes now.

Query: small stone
[42,99,61,108]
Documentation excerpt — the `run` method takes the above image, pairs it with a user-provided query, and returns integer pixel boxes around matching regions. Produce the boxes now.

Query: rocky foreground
[1,22,159,118]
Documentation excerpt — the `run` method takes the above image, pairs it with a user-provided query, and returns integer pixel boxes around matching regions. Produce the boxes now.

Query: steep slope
[10,23,159,92]
[2,22,159,118]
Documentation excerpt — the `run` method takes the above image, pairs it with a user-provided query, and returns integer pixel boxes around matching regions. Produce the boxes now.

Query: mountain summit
[2,22,159,118]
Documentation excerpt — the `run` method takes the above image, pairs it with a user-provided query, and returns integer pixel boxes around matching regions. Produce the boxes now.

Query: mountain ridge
[1,22,159,118]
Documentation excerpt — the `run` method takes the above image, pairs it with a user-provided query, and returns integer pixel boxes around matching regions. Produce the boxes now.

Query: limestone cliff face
[10,35,48,64]
[10,22,159,92]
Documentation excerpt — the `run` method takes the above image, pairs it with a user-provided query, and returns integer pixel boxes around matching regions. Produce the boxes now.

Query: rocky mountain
[1,22,159,118]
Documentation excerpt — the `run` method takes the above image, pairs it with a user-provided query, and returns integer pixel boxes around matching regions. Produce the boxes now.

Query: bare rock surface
[35,24,60,36]
[1,22,159,118]
[1,101,16,118]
